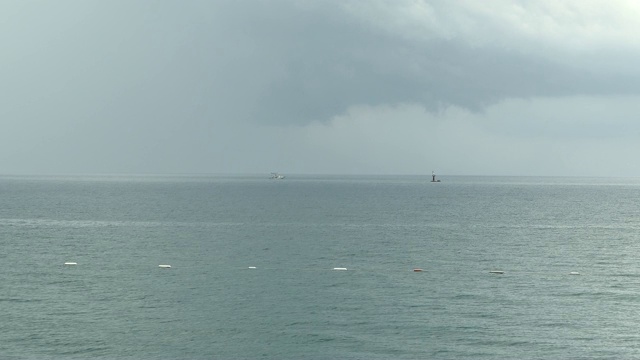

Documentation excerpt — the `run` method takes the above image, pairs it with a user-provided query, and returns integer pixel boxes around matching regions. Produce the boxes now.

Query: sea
[1,174,640,359]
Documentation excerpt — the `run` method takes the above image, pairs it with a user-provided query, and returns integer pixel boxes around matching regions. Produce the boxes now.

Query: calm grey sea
[1,174,640,359]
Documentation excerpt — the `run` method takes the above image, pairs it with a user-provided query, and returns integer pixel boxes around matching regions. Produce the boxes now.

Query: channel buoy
[158,265,171,269]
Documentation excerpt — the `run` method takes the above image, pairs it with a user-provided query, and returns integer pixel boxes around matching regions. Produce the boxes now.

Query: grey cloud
[4,0,638,130]
[197,1,640,125]
[3,0,640,175]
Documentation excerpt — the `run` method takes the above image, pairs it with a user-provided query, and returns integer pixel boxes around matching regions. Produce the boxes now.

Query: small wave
[610,273,640,278]
[0,218,246,229]
[56,345,111,356]
[451,294,482,300]
[556,290,617,297]
[537,321,580,329]
[0,297,43,303]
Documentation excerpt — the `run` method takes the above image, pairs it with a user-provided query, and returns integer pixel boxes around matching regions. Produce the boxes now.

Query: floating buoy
[413,268,423,272]
[333,267,348,271]
[64,262,77,266]
[248,266,257,269]
[569,271,580,275]
[489,270,504,274]
[158,265,171,269]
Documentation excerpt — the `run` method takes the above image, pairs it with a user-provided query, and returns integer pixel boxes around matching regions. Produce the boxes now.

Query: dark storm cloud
[4,0,638,129]
[180,1,640,125]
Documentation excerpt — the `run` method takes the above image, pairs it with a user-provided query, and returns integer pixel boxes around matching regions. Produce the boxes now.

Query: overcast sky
[2,0,640,176]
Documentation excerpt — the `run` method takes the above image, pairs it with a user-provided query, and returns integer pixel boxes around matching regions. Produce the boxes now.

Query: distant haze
[2,1,640,176]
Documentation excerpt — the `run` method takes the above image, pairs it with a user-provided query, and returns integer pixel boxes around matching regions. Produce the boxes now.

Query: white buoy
[489,270,504,274]
[158,264,171,269]
[248,266,257,269]
[64,262,77,266]
[333,267,348,271]
[569,271,580,275]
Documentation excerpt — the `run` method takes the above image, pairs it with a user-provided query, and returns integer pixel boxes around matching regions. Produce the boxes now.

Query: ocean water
[1,174,640,359]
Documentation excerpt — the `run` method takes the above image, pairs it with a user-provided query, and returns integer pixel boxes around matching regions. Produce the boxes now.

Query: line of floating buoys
[60,262,584,276]
[163,266,584,276]
[241,267,585,275]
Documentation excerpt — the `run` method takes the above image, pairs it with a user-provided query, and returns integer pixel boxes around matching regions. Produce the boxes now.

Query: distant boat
[431,171,441,182]
[270,172,285,179]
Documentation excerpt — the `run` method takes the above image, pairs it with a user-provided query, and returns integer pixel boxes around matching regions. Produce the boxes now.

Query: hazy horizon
[2,172,639,179]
